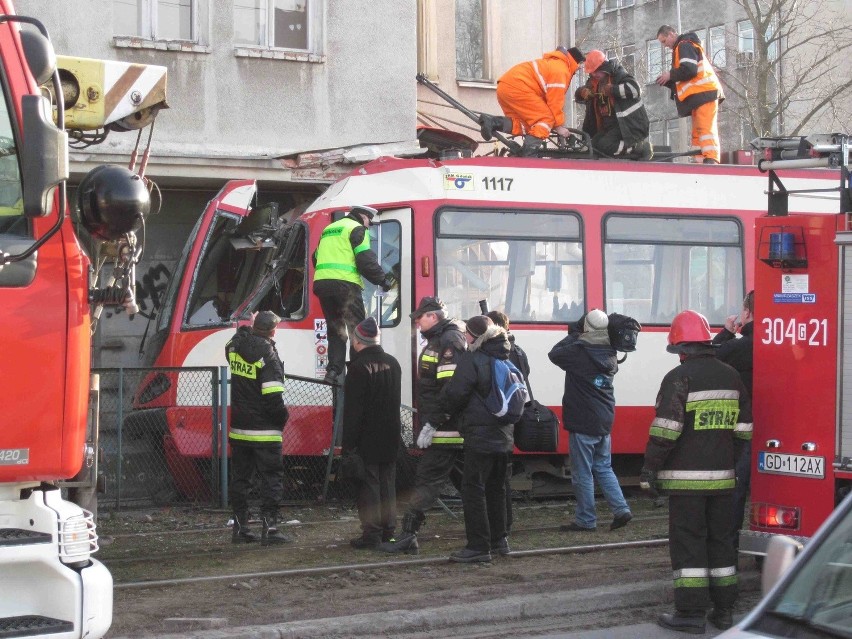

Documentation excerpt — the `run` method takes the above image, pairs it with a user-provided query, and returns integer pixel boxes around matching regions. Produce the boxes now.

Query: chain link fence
[94,367,417,512]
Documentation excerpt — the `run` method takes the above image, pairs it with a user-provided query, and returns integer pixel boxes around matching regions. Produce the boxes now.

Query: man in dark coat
[712,290,754,551]
[440,315,515,563]
[342,316,403,550]
[225,310,291,545]
[576,50,652,160]
[548,309,632,532]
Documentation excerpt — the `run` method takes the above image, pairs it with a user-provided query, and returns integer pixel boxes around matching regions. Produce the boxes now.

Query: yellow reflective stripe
[352,228,371,255]
[687,399,739,430]
[421,354,439,363]
[649,417,682,440]
[229,432,282,443]
[316,262,358,273]
[261,384,284,395]
[228,352,263,379]
[432,437,464,445]
[436,370,455,379]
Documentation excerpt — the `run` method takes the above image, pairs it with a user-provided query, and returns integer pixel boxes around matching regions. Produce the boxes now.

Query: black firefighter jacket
[417,317,467,445]
[342,344,402,465]
[548,332,618,437]
[439,325,515,455]
[577,59,649,147]
[225,327,289,447]
[643,347,753,495]
[712,321,753,397]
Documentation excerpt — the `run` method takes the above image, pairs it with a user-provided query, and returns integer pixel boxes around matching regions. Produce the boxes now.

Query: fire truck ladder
[752,134,851,216]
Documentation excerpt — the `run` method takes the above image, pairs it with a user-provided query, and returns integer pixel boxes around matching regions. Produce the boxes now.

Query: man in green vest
[312,205,396,384]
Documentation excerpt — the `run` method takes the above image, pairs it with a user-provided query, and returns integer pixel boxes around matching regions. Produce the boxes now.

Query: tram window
[364,219,401,328]
[436,209,584,323]
[604,214,744,325]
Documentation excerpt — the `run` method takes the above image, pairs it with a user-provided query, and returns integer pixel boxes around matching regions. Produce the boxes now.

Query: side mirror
[20,94,68,217]
[19,29,56,86]
[762,534,803,595]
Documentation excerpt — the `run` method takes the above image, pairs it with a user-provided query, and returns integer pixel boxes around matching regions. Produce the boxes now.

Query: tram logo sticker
[443,172,474,191]
[314,319,329,378]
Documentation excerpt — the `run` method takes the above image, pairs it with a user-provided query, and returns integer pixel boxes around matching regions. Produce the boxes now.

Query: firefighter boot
[657,612,706,634]
[708,608,733,630]
[261,515,293,546]
[377,511,422,555]
[231,512,258,544]
[478,114,512,141]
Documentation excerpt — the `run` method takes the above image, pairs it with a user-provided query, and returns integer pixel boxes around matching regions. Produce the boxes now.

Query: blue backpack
[484,358,529,425]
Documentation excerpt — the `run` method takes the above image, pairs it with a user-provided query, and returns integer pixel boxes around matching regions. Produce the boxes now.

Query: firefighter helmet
[77,165,150,241]
[667,310,712,353]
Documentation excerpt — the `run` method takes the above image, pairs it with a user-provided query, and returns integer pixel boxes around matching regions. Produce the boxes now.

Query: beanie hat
[354,316,380,345]
[584,309,609,332]
[558,46,586,64]
[253,310,281,333]
[465,315,493,339]
[584,50,606,74]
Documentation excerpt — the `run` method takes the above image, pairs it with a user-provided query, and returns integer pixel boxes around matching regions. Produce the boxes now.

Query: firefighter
[479,46,586,156]
[226,311,291,546]
[575,50,652,161]
[655,25,725,164]
[312,205,396,385]
[379,297,467,554]
[641,310,752,633]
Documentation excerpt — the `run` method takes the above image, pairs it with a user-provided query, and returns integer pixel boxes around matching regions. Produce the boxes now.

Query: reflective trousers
[668,493,738,613]
[691,100,720,162]
[496,82,554,139]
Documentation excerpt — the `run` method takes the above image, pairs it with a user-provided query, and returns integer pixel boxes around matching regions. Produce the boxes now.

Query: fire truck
[0,3,166,636]
[741,134,852,556]
[132,151,839,499]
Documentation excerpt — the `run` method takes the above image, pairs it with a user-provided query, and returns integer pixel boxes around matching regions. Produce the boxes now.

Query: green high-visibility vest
[314,217,370,287]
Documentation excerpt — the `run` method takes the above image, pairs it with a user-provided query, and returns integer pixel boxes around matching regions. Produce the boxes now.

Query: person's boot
[636,139,654,161]
[261,515,292,546]
[657,612,706,634]
[231,511,258,544]
[478,114,512,141]
[377,511,422,555]
[707,608,733,630]
[703,157,720,165]
[519,135,544,157]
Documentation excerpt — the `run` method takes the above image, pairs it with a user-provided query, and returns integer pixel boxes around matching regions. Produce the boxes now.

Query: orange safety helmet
[584,50,607,74]
[667,310,712,353]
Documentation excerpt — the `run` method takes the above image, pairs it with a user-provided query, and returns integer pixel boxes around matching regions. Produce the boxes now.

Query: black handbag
[513,373,560,453]
[339,448,366,482]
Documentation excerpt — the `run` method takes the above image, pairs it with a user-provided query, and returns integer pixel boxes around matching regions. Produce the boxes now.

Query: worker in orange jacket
[655,25,725,164]
[479,46,585,156]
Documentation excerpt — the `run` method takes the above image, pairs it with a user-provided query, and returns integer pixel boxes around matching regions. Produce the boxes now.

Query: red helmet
[667,310,712,352]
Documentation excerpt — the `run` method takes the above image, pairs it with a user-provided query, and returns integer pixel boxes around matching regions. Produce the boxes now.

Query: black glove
[380,272,396,292]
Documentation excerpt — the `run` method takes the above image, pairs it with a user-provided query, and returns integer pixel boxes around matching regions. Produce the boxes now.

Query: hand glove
[577,87,591,101]
[416,423,436,449]
[380,272,396,292]
[639,468,659,498]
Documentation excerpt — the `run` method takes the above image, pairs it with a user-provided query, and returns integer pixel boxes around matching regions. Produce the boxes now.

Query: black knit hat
[410,296,446,319]
[354,316,380,345]
[557,45,586,64]
[465,315,493,339]
[253,310,281,333]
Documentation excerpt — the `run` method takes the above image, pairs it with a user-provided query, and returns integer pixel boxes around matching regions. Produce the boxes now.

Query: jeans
[569,432,630,528]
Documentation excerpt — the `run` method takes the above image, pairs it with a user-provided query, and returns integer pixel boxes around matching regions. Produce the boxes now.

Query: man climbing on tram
[479,46,586,156]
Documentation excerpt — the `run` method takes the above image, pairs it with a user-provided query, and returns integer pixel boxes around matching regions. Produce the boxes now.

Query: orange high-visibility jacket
[496,49,580,139]
[669,35,723,117]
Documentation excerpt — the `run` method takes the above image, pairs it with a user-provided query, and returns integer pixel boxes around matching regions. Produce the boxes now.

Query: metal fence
[94,367,416,512]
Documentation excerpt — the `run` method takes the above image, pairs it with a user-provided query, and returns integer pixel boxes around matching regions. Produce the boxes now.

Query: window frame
[233,0,325,55]
[113,0,199,43]
[604,0,635,12]
[738,20,755,53]
[602,212,746,326]
[709,25,726,68]
[434,206,587,325]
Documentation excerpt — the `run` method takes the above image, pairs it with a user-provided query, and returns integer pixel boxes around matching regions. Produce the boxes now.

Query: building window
[605,0,635,11]
[738,20,754,53]
[666,119,680,149]
[455,0,485,81]
[234,0,322,52]
[709,25,726,68]
[574,0,596,18]
[647,39,669,83]
[114,0,196,41]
